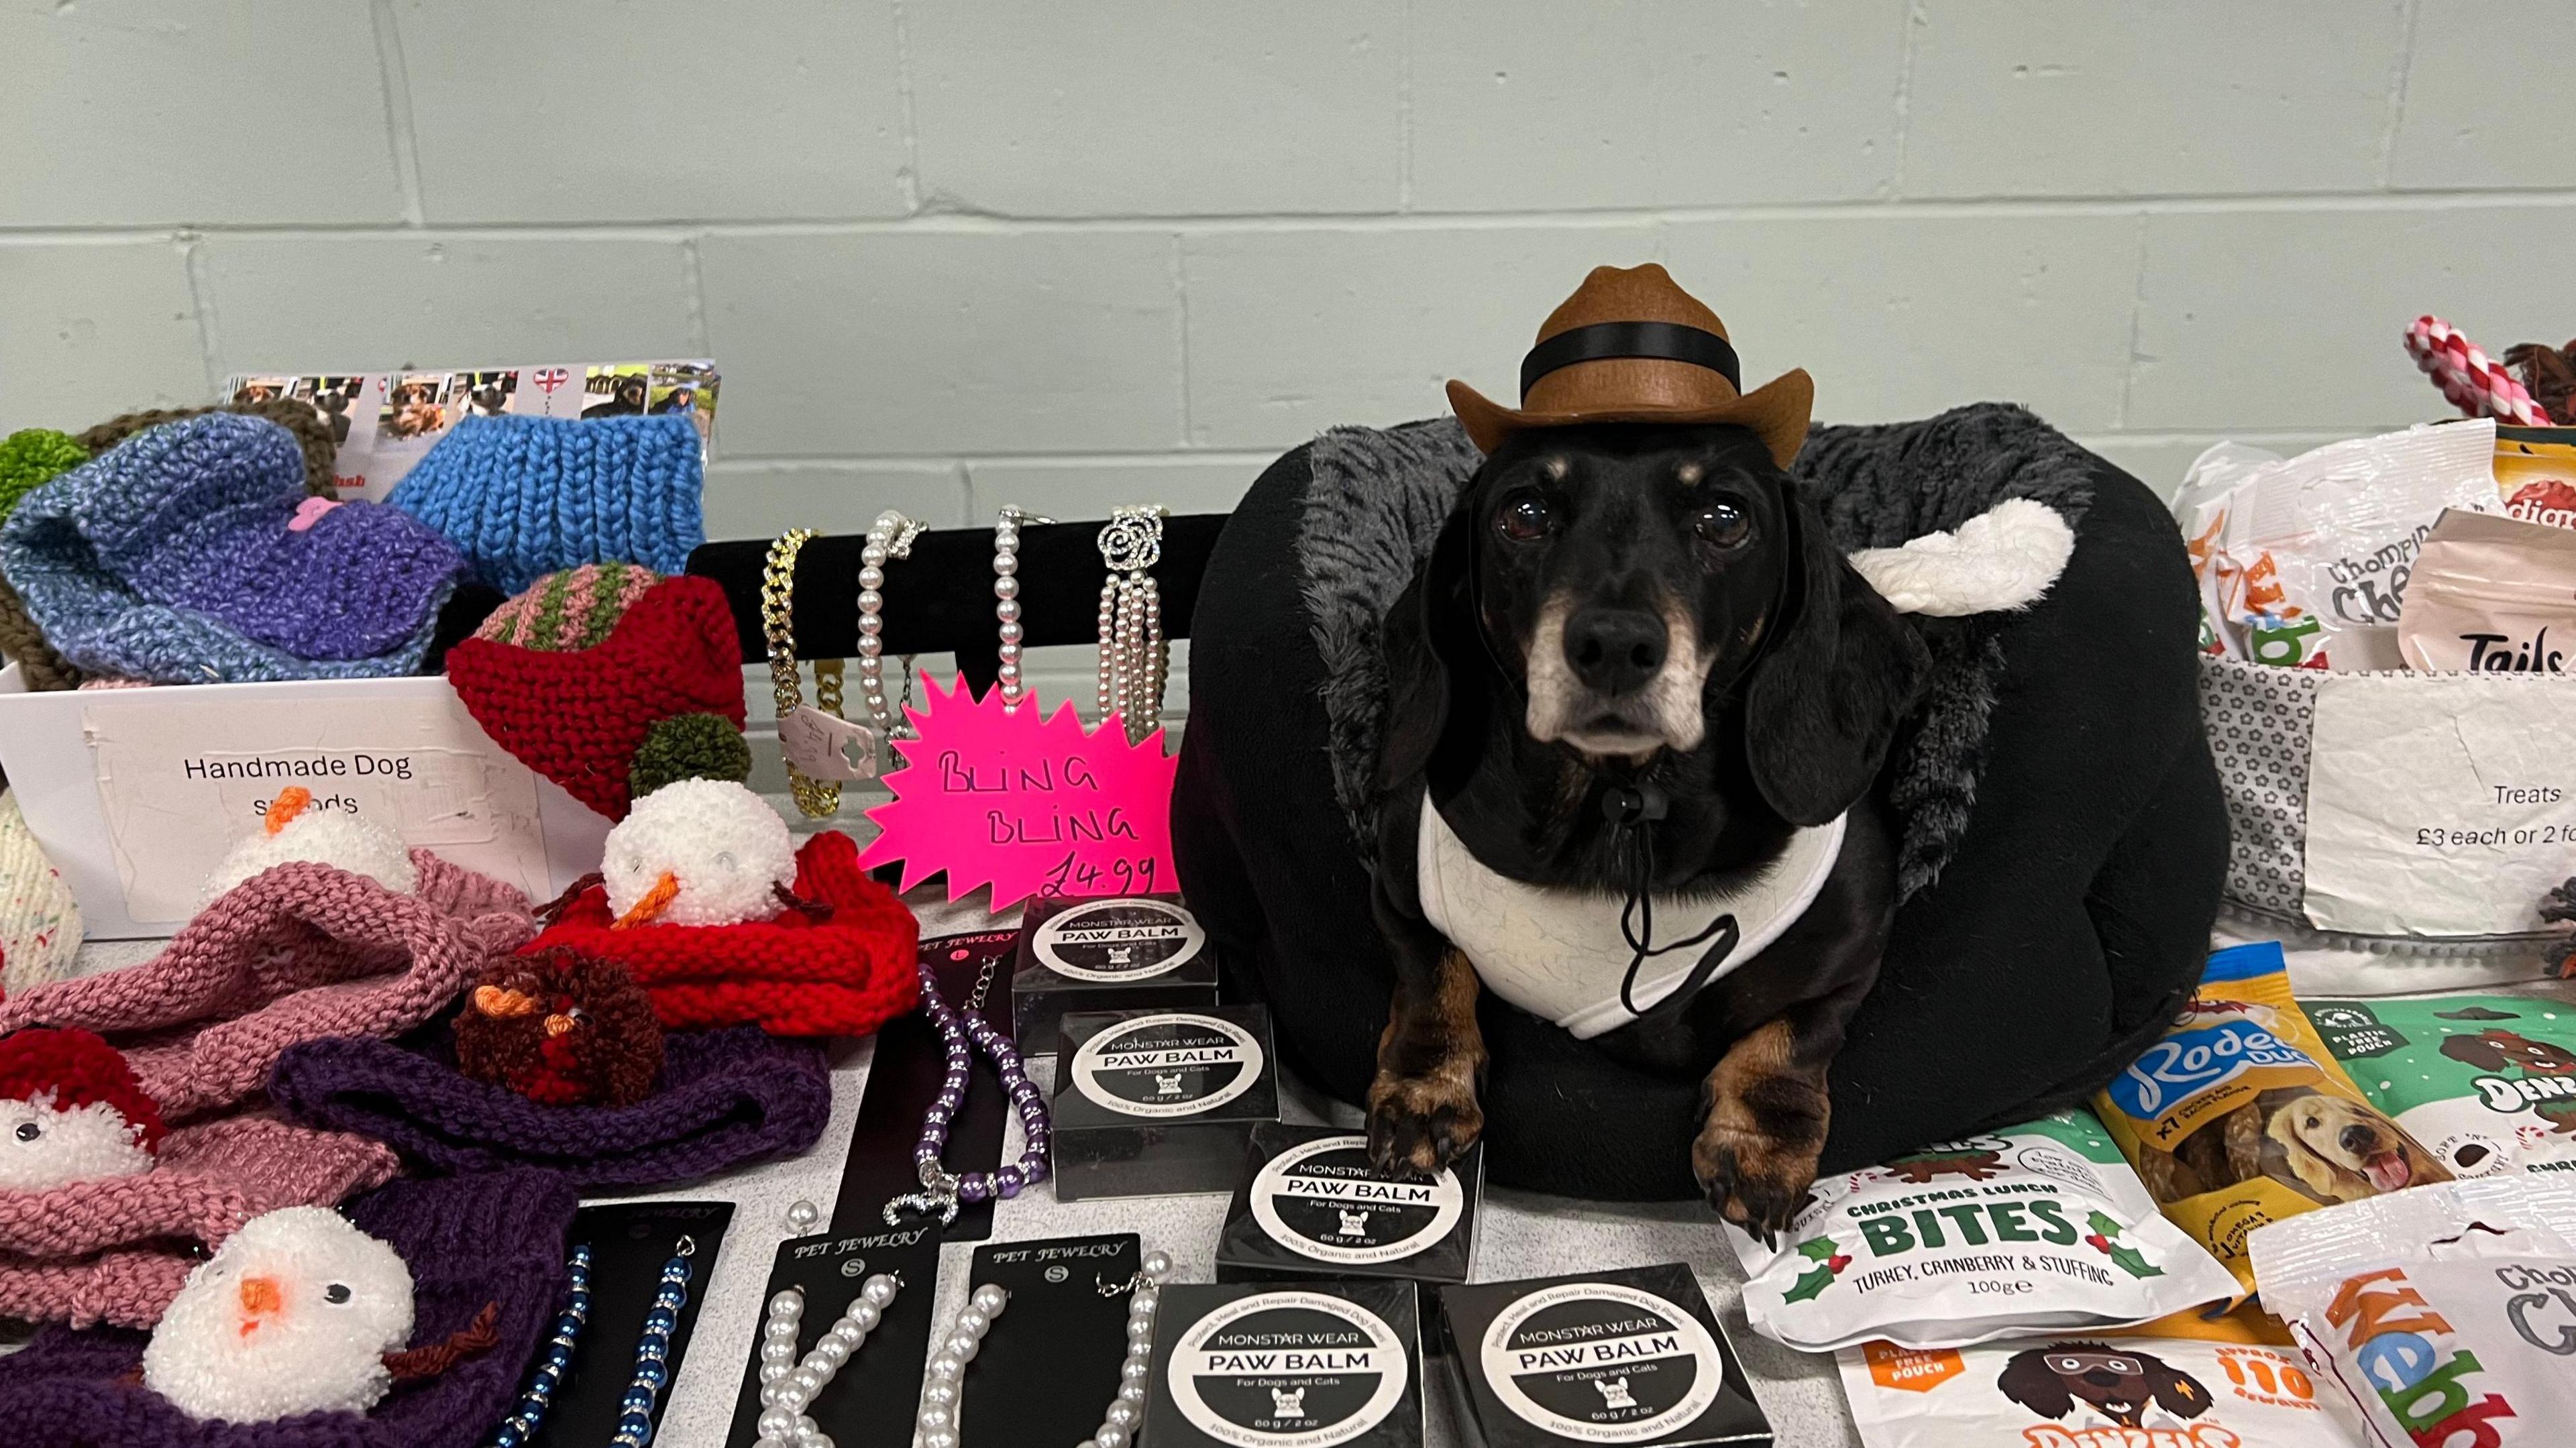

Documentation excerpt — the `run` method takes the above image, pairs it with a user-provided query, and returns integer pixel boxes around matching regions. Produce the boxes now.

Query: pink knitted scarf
[0,1114,396,1327]
[0,851,533,1120]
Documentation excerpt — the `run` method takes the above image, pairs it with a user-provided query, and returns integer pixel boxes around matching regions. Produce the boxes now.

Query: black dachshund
[1997,1342,2212,1430]
[1366,418,1927,1234]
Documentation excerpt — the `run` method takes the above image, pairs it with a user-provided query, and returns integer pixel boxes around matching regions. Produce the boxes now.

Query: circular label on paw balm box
[1481,1281,1721,1443]
[1070,1012,1263,1119]
[1250,1133,1462,1266]
[1169,1290,1408,1447]
[1034,897,1205,982]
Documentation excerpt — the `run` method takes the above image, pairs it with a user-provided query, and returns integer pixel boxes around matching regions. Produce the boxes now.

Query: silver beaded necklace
[853,509,927,752]
[991,506,1053,712]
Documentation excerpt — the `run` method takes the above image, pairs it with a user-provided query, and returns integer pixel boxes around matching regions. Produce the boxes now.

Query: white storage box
[2202,655,2576,993]
[0,664,609,939]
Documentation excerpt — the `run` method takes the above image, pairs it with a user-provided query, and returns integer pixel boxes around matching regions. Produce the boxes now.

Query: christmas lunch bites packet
[1839,1335,2364,1448]
[1730,1108,2237,1352]
[2302,995,2576,1180]
[2096,944,2452,1299]
[2250,1176,2576,1448]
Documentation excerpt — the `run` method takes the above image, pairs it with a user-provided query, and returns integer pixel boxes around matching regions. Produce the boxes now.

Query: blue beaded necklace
[610,1236,699,1448]
[488,1244,592,1448]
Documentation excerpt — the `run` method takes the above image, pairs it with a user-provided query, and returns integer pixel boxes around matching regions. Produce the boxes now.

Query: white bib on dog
[1416,799,1847,1040]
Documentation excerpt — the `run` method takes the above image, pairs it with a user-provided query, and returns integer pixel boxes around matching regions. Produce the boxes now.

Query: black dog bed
[1172,403,2224,1201]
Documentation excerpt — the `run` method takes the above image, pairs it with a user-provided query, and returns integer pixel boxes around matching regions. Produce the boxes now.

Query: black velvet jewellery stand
[688,514,1227,697]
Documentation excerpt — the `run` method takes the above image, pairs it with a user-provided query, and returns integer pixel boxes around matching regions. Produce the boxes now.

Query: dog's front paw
[1366,1066,1484,1176]
[1693,1121,1820,1245]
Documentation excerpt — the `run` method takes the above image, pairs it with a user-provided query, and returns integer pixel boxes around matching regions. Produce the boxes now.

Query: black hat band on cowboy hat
[1445,263,1815,466]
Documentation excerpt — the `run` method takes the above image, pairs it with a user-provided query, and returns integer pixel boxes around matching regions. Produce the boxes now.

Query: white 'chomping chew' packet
[1729,1109,2239,1352]
[2251,1176,2576,1447]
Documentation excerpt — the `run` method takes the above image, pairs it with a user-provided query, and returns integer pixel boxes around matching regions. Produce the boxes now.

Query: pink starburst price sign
[855,673,1177,909]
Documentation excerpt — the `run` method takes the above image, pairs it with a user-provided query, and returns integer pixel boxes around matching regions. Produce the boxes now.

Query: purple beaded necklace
[883,947,1051,1225]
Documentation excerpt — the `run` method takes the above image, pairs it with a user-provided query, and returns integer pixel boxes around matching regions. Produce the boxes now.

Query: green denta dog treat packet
[2096,944,2451,1299]
[1838,1335,2363,1447]
[1729,1108,2236,1352]
[2251,1176,2576,1448]
[2302,996,2576,1180]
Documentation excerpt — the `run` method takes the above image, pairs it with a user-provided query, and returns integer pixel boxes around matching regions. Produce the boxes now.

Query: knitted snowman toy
[203,785,416,902]
[142,1206,417,1422]
[602,776,798,929]
[0,1026,167,1190]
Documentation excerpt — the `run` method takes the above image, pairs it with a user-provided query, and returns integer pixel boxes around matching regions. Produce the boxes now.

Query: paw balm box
[1049,1004,1279,1200]
[1144,1280,1425,1448]
[1009,893,1219,1055]
[1437,1264,1773,1447]
[1218,1123,1483,1286]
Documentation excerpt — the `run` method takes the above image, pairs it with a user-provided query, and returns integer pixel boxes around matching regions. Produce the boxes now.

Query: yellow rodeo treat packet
[1731,1109,2238,1352]
[2097,943,2451,1298]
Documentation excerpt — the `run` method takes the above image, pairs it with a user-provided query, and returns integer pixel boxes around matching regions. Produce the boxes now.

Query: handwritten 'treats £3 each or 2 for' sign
[2408,784,2573,851]
[857,673,1178,910]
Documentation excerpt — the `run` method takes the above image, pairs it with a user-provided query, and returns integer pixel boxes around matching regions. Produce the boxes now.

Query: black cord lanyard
[1604,781,1740,1029]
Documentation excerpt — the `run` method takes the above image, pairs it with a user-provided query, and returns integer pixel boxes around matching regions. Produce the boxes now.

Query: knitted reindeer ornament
[444,571,747,821]
[453,948,663,1107]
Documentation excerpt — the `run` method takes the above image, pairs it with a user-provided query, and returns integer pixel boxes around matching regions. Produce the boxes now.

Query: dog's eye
[1496,494,1554,543]
[1693,502,1752,549]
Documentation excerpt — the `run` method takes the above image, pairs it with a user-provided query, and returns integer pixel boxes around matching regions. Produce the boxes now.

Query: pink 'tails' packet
[2218,422,2500,671]
[2249,1176,2576,1447]
[2396,508,2576,673]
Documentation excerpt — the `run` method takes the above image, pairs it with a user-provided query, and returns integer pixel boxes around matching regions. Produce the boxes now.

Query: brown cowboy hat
[1447,263,1813,467]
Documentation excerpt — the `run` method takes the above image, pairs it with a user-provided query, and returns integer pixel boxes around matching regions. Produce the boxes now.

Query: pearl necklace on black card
[912,1248,1171,1448]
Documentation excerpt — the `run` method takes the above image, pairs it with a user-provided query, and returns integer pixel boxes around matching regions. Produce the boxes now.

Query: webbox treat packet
[2303,995,2576,1179]
[1839,1335,2365,1447]
[2395,508,2576,673]
[2217,421,2498,670]
[2249,1177,2576,1447]
[1731,1109,2237,1352]
[2096,944,2452,1298]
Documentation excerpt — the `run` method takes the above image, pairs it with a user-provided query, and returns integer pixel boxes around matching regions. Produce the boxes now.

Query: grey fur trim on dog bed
[1294,402,2100,901]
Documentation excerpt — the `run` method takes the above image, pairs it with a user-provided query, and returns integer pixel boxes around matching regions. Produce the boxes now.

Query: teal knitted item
[388,414,706,595]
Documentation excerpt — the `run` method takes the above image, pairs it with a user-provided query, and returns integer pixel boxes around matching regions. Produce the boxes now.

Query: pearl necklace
[609,1235,696,1448]
[1094,506,1169,746]
[913,1249,1170,1448]
[486,1243,591,1448]
[752,1272,901,1448]
[855,509,927,746]
[883,946,1051,1226]
[992,506,1052,712]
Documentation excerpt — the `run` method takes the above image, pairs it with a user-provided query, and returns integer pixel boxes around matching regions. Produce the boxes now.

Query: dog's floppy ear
[1377,503,1481,791]
[1993,1350,2074,1419]
[2139,1353,2213,1421]
[1744,486,1931,825]
[2441,1033,2512,1070]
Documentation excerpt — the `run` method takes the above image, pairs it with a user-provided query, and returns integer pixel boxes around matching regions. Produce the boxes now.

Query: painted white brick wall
[5,1,2564,634]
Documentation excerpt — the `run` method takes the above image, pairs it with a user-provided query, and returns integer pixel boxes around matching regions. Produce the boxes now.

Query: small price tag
[779,706,880,783]
[855,673,1177,911]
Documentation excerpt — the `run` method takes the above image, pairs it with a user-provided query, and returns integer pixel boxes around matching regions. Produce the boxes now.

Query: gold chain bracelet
[763,528,843,818]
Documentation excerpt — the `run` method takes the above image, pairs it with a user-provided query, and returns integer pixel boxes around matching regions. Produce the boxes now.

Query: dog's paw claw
[1694,1129,1817,1239]
[1366,1070,1484,1177]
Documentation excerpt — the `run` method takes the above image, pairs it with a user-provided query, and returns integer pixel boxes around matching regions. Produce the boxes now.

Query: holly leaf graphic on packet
[2084,1211,2165,1281]
[1783,1235,1849,1304]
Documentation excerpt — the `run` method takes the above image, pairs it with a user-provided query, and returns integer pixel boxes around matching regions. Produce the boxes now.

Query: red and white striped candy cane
[2405,315,2554,425]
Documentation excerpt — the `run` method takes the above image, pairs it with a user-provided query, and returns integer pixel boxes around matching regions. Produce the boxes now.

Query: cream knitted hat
[0,791,82,999]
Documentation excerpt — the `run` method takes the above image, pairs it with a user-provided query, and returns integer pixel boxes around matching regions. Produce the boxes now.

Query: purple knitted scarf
[267,1024,832,1190]
[0,1169,578,1448]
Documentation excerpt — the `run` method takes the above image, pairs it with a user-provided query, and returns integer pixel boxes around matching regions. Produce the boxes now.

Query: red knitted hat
[0,1027,167,1153]
[445,573,747,820]
[522,831,919,1037]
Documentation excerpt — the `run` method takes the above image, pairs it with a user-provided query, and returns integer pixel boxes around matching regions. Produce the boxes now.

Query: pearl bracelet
[753,1272,901,1448]
[1095,506,1169,746]
[912,1247,1170,1448]
[992,506,1052,712]
[855,509,926,745]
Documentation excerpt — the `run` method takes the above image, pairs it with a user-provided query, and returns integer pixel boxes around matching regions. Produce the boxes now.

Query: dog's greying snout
[1523,592,1713,759]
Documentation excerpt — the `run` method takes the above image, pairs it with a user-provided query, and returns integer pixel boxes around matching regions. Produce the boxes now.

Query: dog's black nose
[2341,1123,2380,1156]
[1564,607,1667,695]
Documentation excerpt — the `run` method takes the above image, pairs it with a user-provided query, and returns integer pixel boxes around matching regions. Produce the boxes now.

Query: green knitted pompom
[0,430,89,524]
[631,712,753,797]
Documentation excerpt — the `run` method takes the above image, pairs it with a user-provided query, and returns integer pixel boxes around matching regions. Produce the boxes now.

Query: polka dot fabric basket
[2199,653,2576,993]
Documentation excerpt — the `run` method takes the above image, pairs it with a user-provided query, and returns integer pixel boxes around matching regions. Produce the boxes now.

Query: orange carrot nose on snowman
[264,787,311,834]
[601,779,798,930]
[235,1274,283,1337]
[203,781,417,902]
